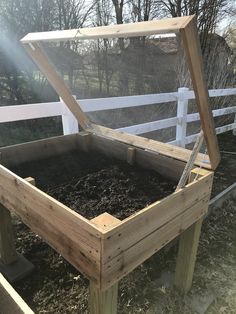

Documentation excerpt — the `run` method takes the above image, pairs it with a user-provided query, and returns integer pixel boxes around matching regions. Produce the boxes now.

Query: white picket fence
[0,87,235,148]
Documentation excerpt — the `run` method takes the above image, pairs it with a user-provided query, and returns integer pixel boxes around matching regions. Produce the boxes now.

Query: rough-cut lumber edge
[21,16,193,43]
[174,167,208,293]
[0,133,90,168]
[0,273,34,314]
[0,204,17,264]
[99,169,213,289]
[22,42,91,130]
[0,164,102,284]
[180,17,220,170]
[89,124,211,169]
[90,214,120,313]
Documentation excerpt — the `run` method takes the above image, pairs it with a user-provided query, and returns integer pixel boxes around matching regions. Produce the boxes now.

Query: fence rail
[0,87,235,148]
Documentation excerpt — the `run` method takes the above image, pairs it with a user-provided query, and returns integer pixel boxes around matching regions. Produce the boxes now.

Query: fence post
[61,96,79,135]
[176,87,189,147]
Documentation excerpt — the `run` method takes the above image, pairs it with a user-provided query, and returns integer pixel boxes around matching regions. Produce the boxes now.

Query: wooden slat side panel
[0,133,91,168]
[135,149,184,180]
[90,124,211,169]
[101,196,209,289]
[180,18,220,169]
[0,165,101,283]
[21,16,193,43]
[91,134,185,181]
[0,134,79,167]
[102,172,213,263]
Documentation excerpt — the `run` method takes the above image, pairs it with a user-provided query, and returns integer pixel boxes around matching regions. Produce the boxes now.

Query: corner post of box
[174,168,207,293]
[89,213,121,314]
[0,204,17,265]
[176,87,189,147]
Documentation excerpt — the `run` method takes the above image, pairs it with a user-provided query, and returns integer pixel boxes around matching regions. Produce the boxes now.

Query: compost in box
[12,150,176,220]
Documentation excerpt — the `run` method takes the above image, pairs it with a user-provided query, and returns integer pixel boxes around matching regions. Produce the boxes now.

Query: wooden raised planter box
[0,132,213,309]
[0,15,220,314]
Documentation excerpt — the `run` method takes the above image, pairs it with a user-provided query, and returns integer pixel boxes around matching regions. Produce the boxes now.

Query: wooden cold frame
[20,15,220,170]
[0,133,213,290]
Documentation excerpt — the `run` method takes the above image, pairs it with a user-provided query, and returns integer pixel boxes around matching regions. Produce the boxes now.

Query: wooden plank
[0,134,78,167]
[175,217,203,293]
[90,133,184,181]
[101,172,213,264]
[0,133,88,168]
[22,43,91,130]
[174,167,208,292]
[90,213,120,312]
[90,281,118,314]
[0,205,17,265]
[180,17,220,170]
[101,195,209,289]
[0,165,102,284]
[21,16,193,43]
[0,273,34,314]
[90,124,211,169]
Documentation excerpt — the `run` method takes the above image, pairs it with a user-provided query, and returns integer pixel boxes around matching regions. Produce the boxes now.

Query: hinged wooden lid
[21,15,220,170]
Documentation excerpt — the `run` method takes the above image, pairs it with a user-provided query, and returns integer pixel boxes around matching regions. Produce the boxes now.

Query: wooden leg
[89,281,118,314]
[0,204,17,265]
[174,217,203,293]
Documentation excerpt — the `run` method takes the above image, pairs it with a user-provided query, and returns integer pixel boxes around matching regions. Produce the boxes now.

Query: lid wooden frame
[21,15,220,170]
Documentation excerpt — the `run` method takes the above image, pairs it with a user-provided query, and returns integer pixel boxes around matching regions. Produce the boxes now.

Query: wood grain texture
[90,281,118,314]
[0,165,102,284]
[0,134,78,167]
[175,217,203,293]
[174,167,207,292]
[101,172,213,259]
[0,133,90,168]
[90,133,185,181]
[180,18,220,169]
[21,16,194,43]
[101,196,209,289]
[100,171,213,289]
[90,124,211,169]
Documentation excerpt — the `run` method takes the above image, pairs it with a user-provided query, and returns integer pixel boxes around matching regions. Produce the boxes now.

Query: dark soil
[8,131,236,313]
[12,150,176,220]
